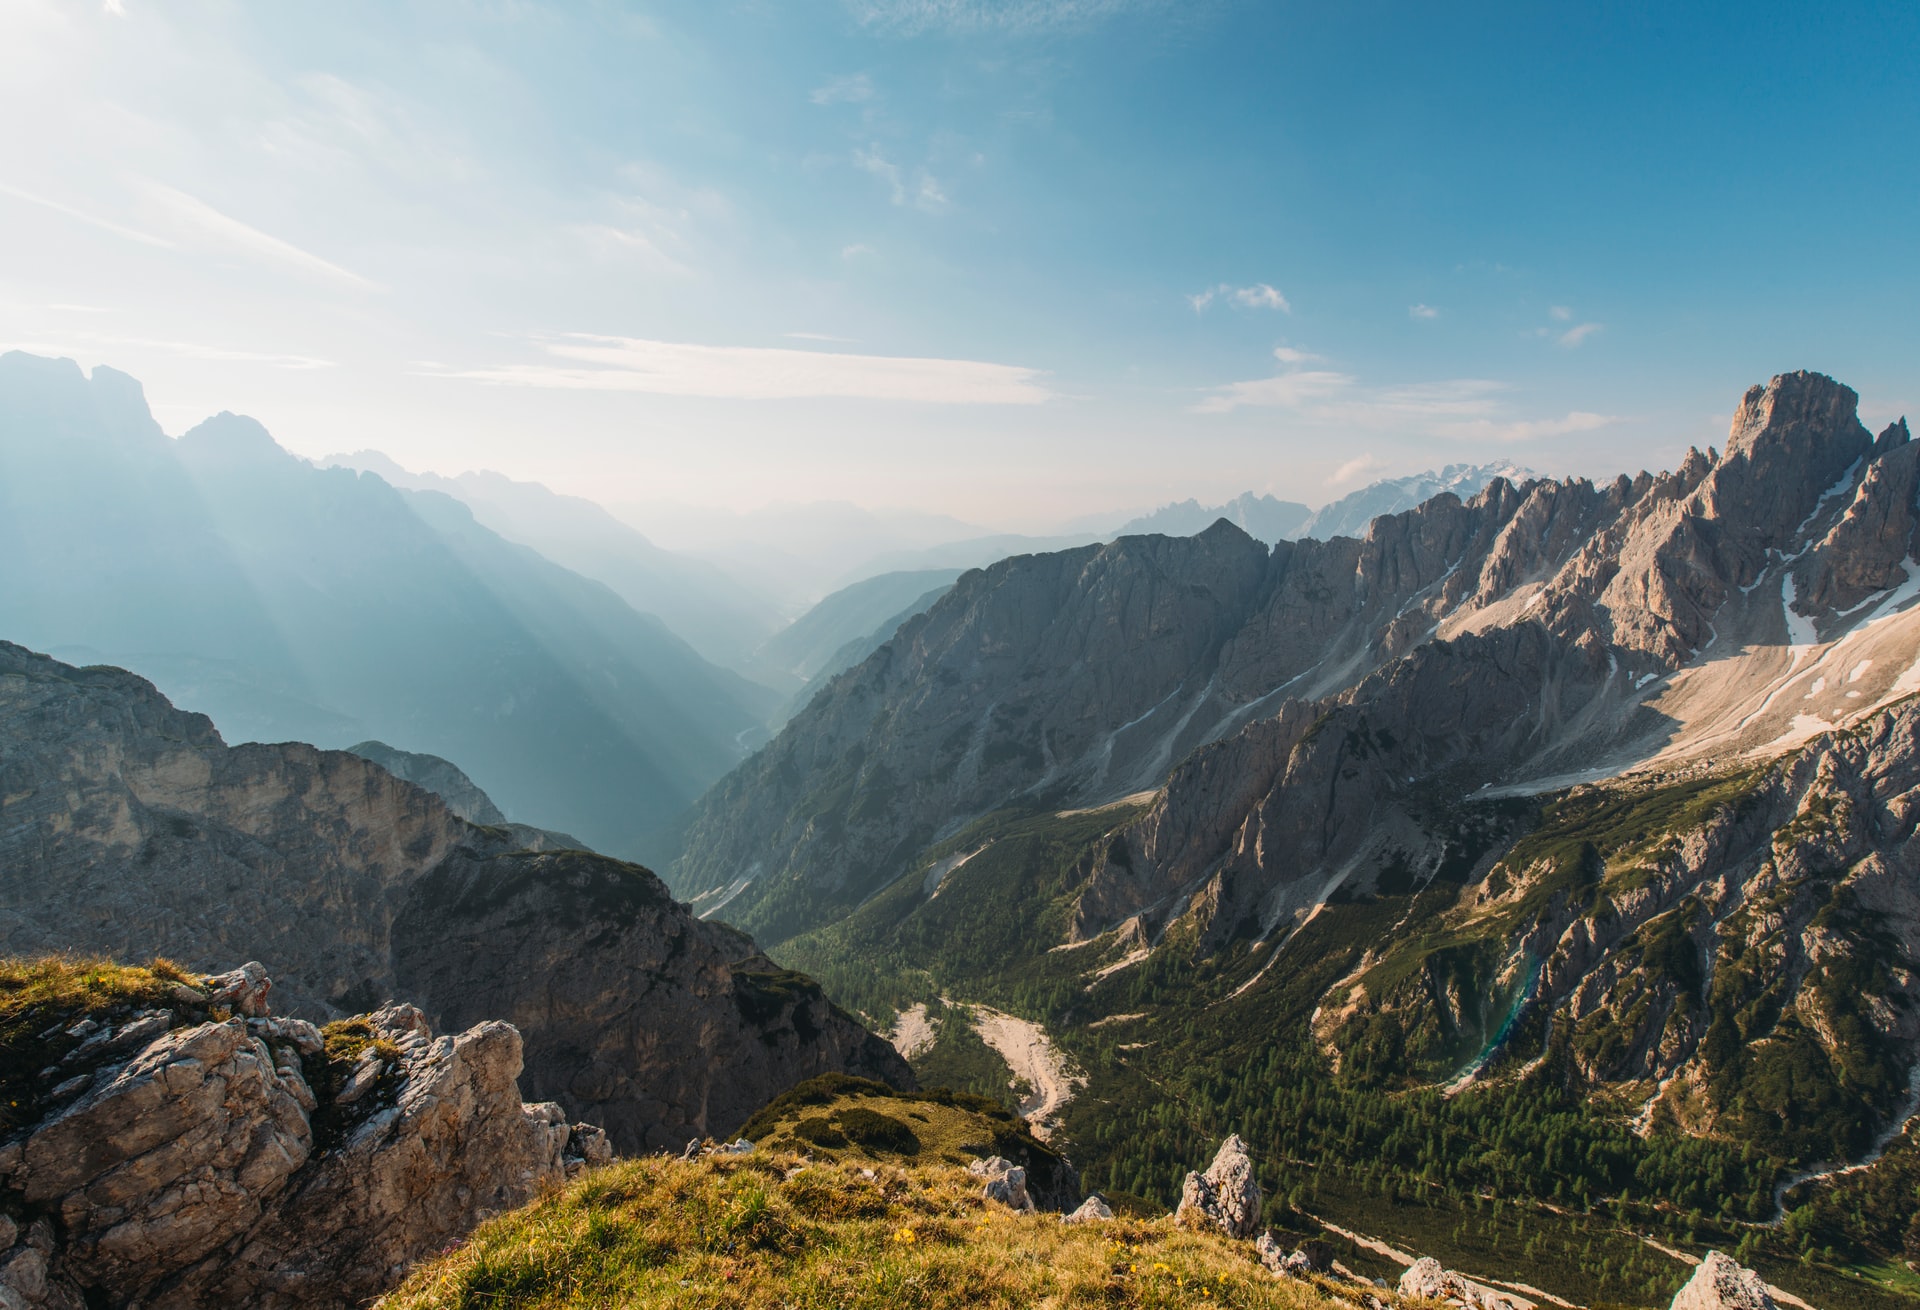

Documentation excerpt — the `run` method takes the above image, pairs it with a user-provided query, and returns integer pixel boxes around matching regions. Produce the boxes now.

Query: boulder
[1063,1195,1113,1223]
[1174,1135,1262,1238]
[1397,1256,1518,1310]
[969,1156,1035,1212]
[1256,1231,1332,1278]
[1671,1252,1776,1310]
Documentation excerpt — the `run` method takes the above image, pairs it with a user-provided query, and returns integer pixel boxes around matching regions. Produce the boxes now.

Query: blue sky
[2,0,1915,528]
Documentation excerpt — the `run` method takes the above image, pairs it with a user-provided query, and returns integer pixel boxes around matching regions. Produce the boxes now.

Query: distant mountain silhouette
[749,568,962,726]
[0,351,774,862]
[1297,461,1535,539]
[1117,492,1311,544]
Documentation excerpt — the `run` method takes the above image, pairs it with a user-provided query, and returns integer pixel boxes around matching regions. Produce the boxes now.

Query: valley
[672,372,1920,1308]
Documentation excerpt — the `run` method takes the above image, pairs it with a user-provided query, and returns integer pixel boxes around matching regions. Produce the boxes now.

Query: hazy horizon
[2,1,1914,532]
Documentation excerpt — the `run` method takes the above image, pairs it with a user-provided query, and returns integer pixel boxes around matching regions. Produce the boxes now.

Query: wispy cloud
[431,334,1053,405]
[1189,282,1290,313]
[141,182,381,290]
[1197,354,1614,441]
[811,73,876,105]
[569,221,691,275]
[1270,345,1323,364]
[1557,322,1603,348]
[842,243,877,259]
[785,331,859,343]
[1409,303,1439,320]
[853,147,948,212]
[848,0,1162,34]
[0,183,176,249]
[1549,305,1572,321]
[5,331,333,370]
[1329,453,1386,485]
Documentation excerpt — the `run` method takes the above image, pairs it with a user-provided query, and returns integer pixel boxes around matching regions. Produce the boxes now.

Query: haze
[1,0,1915,532]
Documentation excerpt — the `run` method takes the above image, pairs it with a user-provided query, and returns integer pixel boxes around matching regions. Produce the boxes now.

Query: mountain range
[0,351,775,862]
[671,371,1920,1307]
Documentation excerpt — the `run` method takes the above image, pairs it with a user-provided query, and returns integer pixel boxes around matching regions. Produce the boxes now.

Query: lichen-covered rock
[0,967,609,1309]
[1670,1252,1776,1310]
[1174,1135,1262,1238]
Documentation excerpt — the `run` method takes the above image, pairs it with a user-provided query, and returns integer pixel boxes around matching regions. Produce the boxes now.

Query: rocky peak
[175,411,300,469]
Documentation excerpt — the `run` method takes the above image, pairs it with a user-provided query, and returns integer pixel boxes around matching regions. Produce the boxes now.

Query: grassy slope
[380,1150,1357,1310]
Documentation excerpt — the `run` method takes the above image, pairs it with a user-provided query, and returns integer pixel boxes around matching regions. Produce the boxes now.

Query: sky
[2,0,1916,532]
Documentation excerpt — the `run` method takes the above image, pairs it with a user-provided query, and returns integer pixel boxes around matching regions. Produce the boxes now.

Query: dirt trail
[969,1005,1084,1140]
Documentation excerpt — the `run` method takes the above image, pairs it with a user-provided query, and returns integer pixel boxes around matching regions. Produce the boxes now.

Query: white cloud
[811,74,876,105]
[433,334,1054,405]
[1409,303,1439,320]
[5,330,333,370]
[854,147,905,204]
[1557,322,1603,348]
[785,331,859,342]
[1230,283,1288,311]
[1194,368,1353,414]
[853,147,948,212]
[1190,282,1290,314]
[841,242,876,259]
[1329,453,1386,485]
[1196,357,1616,442]
[1270,345,1322,364]
[847,0,1160,34]
[1549,305,1572,321]
[915,174,950,211]
[141,182,381,290]
[0,182,175,249]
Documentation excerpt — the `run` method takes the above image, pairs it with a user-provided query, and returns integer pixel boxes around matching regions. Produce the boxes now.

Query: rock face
[1174,1135,1262,1238]
[0,968,598,1310]
[0,645,912,1153]
[347,740,510,825]
[1669,1252,1776,1310]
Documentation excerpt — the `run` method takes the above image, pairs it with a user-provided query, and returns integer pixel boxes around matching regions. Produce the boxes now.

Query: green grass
[380,1150,1358,1310]
[0,955,203,1136]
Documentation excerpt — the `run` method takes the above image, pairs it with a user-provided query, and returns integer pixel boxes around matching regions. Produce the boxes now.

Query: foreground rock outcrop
[1175,1134,1263,1238]
[0,960,603,1309]
[1670,1252,1777,1310]
[0,643,911,1153]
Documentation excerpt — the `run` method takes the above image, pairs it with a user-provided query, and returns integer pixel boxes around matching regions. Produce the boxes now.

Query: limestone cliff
[0,645,910,1153]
